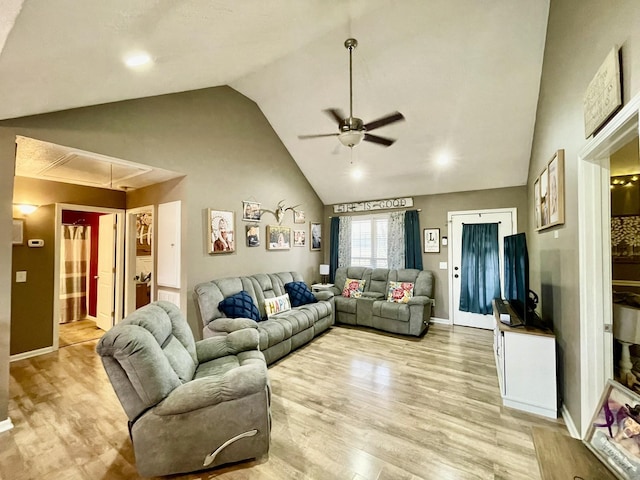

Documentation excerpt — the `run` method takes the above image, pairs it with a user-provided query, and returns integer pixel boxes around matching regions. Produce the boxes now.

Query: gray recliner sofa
[331,267,434,336]
[96,301,271,477]
[194,271,334,365]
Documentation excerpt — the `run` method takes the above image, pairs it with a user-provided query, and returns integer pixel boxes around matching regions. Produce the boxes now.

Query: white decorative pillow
[387,281,414,303]
[342,278,366,298]
[264,294,292,318]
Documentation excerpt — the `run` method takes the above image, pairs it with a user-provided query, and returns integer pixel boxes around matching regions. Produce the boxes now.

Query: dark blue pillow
[218,291,261,322]
[284,281,317,308]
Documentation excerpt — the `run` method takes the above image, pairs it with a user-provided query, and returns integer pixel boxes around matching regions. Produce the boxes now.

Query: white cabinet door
[157,201,181,288]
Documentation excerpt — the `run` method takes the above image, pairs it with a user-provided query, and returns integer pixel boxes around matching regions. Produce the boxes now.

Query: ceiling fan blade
[323,108,346,125]
[298,133,339,139]
[364,133,395,147]
[364,111,405,131]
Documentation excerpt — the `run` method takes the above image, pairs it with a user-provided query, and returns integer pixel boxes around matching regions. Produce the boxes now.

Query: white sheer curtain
[337,215,352,268]
[388,211,405,269]
[60,225,91,323]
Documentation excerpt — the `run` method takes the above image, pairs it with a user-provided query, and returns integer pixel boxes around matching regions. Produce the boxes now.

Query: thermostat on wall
[27,239,44,247]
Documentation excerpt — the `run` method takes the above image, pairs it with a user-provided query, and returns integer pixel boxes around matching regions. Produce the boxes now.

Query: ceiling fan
[299,38,405,148]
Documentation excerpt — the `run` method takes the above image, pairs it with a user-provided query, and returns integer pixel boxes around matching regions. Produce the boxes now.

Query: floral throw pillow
[342,278,366,298]
[387,281,414,303]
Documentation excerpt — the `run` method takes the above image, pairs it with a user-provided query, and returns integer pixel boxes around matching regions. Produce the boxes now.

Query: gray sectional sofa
[194,271,334,365]
[331,267,434,336]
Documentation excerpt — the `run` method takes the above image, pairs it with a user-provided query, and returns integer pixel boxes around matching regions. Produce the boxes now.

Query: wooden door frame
[53,203,125,350]
[577,93,640,438]
[447,207,518,327]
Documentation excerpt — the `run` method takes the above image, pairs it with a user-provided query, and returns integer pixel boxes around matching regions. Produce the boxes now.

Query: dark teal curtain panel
[329,217,340,283]
[459,223,501,315]
[404,210,423,269]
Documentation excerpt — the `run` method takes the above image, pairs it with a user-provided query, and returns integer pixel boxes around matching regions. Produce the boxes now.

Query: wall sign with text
[333,197,413,213]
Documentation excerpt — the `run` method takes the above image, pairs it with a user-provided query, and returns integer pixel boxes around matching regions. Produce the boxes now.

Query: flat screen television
[503,232,532,325]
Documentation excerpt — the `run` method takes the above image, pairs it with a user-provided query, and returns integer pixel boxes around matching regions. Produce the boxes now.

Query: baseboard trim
[561,403,581,439]
[430,317,451,325]
[0,418,14,434]
[10,346,55,362]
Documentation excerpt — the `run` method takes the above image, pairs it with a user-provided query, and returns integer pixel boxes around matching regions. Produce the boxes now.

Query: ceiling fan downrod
[345,38,357,119]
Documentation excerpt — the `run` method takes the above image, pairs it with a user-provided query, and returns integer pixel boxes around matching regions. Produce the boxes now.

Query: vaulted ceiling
[0,1,550,204]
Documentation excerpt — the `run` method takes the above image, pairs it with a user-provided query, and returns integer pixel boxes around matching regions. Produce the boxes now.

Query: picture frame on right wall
[535,149,565,231]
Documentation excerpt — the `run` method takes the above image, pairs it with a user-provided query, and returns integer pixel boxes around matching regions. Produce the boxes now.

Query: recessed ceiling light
[437,151,451,166]
[351,167,363,180]
[124,52,152,68]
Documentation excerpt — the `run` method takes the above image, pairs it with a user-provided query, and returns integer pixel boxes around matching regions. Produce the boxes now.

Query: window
[350,215,388,268]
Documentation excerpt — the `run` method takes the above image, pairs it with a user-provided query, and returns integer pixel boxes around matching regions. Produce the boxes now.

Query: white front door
[449,209,516,329]
[96,213,116,331]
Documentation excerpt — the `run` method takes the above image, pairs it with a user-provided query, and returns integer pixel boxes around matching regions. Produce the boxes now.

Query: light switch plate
[439,262,448,270]
[16,271,26,283]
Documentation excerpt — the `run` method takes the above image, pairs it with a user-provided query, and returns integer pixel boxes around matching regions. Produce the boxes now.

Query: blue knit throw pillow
[284,281,317,308]
[218,291,261,322]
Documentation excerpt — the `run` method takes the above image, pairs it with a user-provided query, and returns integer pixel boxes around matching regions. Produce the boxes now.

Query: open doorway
[53,204,125,351]
[124,206,154,316]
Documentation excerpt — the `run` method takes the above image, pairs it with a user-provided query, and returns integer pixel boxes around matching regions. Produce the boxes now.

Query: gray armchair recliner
[96,301,271,477]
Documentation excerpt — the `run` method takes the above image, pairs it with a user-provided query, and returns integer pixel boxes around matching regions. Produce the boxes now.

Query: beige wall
[529,0,640,431]
[11,177,126,355]
[324,186,528,319]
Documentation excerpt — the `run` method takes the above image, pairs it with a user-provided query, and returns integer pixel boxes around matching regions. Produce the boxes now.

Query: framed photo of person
[242,201,261,222]
[208,209,235,254]
[310,222,322,251]
[293,229,306,247]
[267,225,291,250]
[246,224,260,247]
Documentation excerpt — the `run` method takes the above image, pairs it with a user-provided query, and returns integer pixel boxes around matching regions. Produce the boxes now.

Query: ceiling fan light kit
[299,38,405,150]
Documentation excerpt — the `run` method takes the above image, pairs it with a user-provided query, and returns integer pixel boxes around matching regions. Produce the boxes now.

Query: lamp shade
[613,303,640,344]
[319,264,330,276]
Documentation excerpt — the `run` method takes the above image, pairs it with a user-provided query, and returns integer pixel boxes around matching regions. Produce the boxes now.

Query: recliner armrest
[313,290,334,301]
[154,363,268,415]
[196,328,260,363]
[407,295,433,306]
[206,317,259,334]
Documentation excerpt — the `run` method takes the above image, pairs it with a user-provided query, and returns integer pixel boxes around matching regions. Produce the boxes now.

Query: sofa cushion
[264,294,292,318]
[284,281,317,307]
[218,291,261,322]
[387,281,414,303]
[342,278,366,298]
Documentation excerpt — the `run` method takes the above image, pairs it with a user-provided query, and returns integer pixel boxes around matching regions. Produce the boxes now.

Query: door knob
[94,275,99,279]
[454,274,459,278]
[454,266,459,271]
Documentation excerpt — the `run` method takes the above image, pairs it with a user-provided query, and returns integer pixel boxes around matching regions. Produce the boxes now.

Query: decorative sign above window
[583,46,622,138]
[333,197,413,213]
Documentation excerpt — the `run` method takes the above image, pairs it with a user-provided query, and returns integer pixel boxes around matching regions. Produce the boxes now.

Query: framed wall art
[267,225,291,250]
[293,229,306,247]
[208,209,235,254]
[246,224,260,247]
[310,222,321,251]
[535,149,565,231]
[584,379,640,479]
[294,210,305,224]
[242,201,261,221]
[423,228,440,253]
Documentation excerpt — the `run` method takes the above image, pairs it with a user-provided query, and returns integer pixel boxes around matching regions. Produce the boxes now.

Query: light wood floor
[0,324,568,480]
[59,319,104,347]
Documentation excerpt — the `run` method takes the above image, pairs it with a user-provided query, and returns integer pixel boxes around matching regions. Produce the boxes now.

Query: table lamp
[319,264,330,284]
[613,303,640,386]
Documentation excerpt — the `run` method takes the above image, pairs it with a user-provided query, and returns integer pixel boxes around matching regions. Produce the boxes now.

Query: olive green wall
[11,177,126,355]
[529,0,640,432]
[324,186,528,319]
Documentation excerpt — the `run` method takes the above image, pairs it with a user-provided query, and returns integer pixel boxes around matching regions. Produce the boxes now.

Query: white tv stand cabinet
[492,301,557,419]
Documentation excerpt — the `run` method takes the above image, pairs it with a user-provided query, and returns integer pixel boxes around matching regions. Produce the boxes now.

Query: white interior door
[96,213,116,331]
[449,209,516,329]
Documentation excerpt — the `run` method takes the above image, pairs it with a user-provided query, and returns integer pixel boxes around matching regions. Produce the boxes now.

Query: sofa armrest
[206,317,259,334]
[154,363,268,415]
[196,328,260,363]
[407,295,433,306]
[313,290,334,301]
[362,291,385,300]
